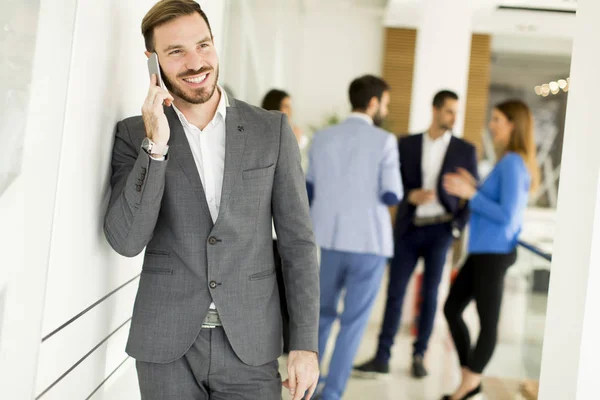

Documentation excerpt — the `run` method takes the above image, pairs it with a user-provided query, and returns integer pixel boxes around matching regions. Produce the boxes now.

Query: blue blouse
[468,152,531,254]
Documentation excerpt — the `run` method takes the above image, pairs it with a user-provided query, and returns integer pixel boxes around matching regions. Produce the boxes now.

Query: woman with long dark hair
[440,99,539,400]
[261,89,306,147]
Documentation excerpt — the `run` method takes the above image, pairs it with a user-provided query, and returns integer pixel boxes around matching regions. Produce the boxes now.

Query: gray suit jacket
[104,98,319,366]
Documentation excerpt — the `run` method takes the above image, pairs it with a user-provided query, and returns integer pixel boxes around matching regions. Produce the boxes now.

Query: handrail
[518,240,552,262]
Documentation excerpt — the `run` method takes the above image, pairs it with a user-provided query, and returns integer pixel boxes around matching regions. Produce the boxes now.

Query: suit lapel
[214,99,247,227]
[437,136,457,209]
[415,134,424,188]
[438,136,457,185]
[165,105,212,221]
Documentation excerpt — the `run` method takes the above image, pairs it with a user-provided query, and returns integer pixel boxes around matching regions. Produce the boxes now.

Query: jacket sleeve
[470,154,528,225]
[103,120,168,257]
[379,134,403,205]
[454,144,479,231]
[271,114,320,353]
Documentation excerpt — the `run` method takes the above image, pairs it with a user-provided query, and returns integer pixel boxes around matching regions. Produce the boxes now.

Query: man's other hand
[282,350,320,400]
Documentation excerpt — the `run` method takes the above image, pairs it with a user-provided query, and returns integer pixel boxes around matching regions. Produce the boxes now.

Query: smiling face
[146,13,219,105]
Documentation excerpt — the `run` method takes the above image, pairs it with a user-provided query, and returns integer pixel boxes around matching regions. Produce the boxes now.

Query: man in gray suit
[103,1,320,399]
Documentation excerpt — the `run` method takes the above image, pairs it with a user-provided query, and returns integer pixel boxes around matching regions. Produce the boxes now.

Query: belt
[413,213,453,227]
[201,308,223,329]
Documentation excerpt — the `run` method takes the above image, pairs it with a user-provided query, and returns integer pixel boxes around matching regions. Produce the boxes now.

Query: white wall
[33,0,152,398]
[0,0,77,397]
[222,0,386,134]
[35,1,227,398]
[0,1,226,399]
[539,0,600,398]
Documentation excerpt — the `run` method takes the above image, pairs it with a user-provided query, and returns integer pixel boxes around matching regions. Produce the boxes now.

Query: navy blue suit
[376,133,478,363]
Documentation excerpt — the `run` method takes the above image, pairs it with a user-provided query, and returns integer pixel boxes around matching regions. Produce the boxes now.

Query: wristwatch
[452,226,461,239]
[141,137,169,157]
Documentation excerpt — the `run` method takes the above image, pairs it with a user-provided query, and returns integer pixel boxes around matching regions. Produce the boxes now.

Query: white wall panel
[0,0,77,397]
[90,358,139,400]
[37,321,130,400]
[36,279,138,396]
[40,0,151,337]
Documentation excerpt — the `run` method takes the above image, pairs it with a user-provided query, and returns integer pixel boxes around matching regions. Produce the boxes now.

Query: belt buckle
[201,309,222,329]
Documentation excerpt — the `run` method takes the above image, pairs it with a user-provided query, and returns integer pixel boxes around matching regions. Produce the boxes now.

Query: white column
[198,0,227,57]
[272,0,285,88]
[539,1,600,399]
[409,0,473,135]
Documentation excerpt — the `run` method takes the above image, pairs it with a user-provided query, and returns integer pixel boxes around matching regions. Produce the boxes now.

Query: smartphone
[147,52,167,91]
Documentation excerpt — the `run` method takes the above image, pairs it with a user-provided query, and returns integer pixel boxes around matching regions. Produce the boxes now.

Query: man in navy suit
[354,90,478,378]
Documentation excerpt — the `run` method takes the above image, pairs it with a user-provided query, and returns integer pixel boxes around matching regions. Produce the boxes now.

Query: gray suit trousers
[136,327,282,400]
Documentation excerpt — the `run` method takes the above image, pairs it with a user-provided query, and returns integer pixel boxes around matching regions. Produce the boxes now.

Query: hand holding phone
[142,53,174,145]
[147,52,168,91]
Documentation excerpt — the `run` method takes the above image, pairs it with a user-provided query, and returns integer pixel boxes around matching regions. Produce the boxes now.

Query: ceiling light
[535,77,569,97]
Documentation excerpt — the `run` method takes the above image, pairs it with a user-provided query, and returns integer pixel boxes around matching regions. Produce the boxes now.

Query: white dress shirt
[172,89,228,223]
[416,131,452,218]
[172,88,229,310]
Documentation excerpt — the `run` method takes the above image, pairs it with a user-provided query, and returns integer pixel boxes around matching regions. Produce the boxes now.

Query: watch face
[141,137,152,151]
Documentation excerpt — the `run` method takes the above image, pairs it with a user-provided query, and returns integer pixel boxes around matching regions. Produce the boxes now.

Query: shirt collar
[425,130,452,144]
[348,112,373,126]
[173,86,228,129]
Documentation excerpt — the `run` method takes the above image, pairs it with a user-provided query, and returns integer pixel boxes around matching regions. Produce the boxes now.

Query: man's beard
[163,65,219,105]
[440,123,453,132]
[373,108,384,127]
[438,117,454,132]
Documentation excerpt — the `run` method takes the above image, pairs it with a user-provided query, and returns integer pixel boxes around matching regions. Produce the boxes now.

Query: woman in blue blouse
[440,100,539,400]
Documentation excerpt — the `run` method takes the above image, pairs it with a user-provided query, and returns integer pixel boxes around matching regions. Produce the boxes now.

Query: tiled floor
[280,290,547,400]
[280,324,536,400]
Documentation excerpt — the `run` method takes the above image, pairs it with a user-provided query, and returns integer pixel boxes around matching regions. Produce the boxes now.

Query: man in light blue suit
[306,75,403,400]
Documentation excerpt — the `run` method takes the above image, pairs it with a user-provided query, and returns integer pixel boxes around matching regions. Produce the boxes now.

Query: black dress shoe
[352,358,390,377]
[411,355,428,378]
[440,384,482,400]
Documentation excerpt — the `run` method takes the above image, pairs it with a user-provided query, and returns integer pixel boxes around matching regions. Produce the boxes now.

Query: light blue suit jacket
[306,116,403,257]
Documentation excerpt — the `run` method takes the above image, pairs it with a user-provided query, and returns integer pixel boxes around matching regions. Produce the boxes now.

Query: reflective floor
[280,287,547,400]
[281,323,540,400]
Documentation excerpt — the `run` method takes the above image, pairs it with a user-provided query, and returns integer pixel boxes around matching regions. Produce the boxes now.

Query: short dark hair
[432,90,459,109]
[261,89,290,111]
[142,0,213,52]
[349,75,390,111]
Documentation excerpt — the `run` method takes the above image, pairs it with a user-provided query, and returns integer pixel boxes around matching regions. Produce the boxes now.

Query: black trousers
[443,251,517,374]
[273,240,290,353]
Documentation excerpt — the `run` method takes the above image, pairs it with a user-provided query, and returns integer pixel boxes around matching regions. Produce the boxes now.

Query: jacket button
[209,281,217,289]
[208,237,218,245]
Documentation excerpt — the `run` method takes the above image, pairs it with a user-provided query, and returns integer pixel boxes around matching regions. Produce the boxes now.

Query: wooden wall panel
[382,28,417,136]
[463,34,492,158]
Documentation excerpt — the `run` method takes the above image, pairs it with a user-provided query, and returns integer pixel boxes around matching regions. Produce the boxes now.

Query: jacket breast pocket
[242,164,275,180]
[145,249,170,257]
[249,269,276,281]
[142,267,173,275]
